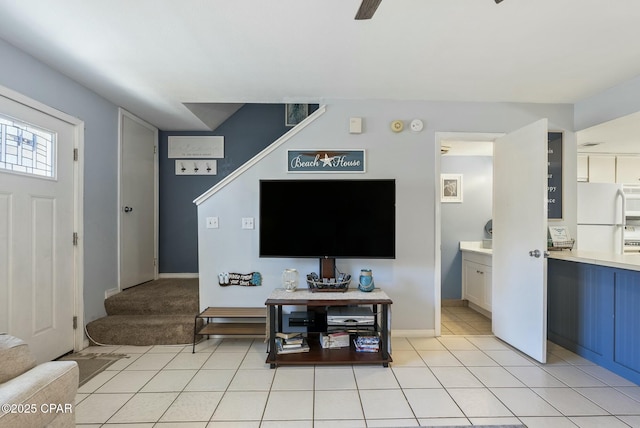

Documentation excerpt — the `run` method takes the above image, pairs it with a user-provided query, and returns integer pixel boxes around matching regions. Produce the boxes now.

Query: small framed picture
[441,174,463,203]
[285,104,308,126]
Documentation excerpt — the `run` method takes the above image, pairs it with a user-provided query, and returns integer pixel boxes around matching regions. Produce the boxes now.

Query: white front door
[492,119,548,363]
[0,94,77,363]
[119,110,157,289]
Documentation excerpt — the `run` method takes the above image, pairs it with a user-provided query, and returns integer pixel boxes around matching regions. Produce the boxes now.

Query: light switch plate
[349,117,362,134]
[206,217,219,229]
[242,217,254,229]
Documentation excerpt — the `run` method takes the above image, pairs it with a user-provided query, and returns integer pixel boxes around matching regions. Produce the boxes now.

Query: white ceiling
[577,111,640,154]
[1,0,640,132]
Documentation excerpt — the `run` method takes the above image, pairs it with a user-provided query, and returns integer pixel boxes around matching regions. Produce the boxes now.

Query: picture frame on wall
[441,174,463,203]
[285,104,308,126]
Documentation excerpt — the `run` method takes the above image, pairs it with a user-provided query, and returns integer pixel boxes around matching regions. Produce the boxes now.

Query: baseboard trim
[158,273,199,279]
[392,329,436,338]
[442,299,468,307]
[468,302,492,319]
[105,288,119,299]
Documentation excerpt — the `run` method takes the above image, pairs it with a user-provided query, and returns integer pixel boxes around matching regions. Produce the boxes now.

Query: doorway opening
[436,132,501,336]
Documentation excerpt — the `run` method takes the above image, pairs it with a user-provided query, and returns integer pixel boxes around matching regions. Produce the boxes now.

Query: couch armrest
[0,361,78,428]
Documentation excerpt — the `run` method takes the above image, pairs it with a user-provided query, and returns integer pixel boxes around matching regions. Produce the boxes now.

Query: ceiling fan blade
[495,0,504,3]
[355,0,382,20]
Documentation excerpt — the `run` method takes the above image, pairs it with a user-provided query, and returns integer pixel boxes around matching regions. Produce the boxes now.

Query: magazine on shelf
[276,332,303,340]
[320,331,351,349]
[283,337,304,346]
[354,334,380,353]
[275,337,310,354]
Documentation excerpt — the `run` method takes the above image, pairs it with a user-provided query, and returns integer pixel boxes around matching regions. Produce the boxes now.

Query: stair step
[86,315,202,346]
[105,278,199,316]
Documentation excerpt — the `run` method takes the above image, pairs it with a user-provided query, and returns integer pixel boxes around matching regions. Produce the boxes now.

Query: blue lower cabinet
[614,271,640,378]
[548,259,640,385]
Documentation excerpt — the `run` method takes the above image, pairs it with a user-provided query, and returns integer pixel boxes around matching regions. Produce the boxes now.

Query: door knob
[529,249,541,258]
[124,206,133,213]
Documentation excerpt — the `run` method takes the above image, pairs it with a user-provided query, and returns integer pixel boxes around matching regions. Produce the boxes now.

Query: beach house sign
[287,150,365,173]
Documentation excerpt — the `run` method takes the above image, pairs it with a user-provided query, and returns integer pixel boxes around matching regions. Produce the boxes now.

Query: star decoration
[320,153,334,167]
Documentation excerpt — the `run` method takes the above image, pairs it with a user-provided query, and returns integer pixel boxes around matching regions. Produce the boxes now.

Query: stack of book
[320,331,350,349]
[275,332,310,354]
[354,335,380,353]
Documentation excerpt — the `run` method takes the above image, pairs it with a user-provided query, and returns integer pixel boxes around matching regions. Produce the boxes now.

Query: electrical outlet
[241,217,254,229]
[206,217,219,229]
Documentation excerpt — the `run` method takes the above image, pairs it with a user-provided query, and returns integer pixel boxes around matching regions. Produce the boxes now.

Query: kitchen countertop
[459,241,492,256]
[460,241,640,272]
[547,250,640,272]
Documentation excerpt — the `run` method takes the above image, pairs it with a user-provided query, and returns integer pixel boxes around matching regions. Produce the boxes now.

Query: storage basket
[306,278,350,293]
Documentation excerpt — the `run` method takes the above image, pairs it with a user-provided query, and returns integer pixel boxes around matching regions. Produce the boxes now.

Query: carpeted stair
[86,278,202,346]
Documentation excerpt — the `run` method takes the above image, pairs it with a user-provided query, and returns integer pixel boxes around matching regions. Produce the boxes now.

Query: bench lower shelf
[266,334,391,368]
[193,307,266,353]
[198,322,265,336]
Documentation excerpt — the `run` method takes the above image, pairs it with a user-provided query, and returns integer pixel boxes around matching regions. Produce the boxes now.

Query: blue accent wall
[441,156,493,299]
[159,103,317,273]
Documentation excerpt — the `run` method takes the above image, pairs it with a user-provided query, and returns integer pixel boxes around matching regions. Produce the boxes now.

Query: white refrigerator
[576,182,625,254]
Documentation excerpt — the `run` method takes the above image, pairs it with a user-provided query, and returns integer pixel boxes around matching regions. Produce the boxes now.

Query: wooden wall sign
[168,136,224,158]
[287,150,365,173]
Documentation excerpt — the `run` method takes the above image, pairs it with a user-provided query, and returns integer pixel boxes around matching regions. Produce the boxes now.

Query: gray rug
[58,352,128,386]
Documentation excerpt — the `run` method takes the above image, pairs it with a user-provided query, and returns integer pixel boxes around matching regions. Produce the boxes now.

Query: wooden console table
[265,288,392,368]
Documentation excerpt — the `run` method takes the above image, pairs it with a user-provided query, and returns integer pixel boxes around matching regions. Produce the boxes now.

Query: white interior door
[492,119,548,363]
[120,110,157,289]
[0,94,77,363]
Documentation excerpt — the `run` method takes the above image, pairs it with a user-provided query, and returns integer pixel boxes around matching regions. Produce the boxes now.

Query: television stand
[265,288,392,368]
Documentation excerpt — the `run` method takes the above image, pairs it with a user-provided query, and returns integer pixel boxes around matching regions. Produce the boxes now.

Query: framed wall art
[441,174,463,203]
[285,104,308,126]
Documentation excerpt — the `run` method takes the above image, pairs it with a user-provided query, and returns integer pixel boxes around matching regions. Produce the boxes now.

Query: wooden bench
[193,307,266,353]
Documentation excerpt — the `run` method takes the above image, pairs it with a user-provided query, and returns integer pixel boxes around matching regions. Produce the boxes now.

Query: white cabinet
[588,155,616,183]
[461,251,492,313]
[616,156,640,184]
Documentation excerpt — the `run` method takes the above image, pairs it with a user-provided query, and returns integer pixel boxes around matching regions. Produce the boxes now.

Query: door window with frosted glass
[0,114,55,178]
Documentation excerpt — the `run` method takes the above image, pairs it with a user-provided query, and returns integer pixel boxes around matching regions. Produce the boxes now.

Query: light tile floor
[441,306,492,335]
[74,335,640,427]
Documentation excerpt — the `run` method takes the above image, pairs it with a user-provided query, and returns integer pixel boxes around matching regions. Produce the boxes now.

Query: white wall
[197,100,576,332]
[575,75,640,131]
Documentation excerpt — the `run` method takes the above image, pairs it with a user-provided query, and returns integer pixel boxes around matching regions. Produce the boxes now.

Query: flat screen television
[259,179,396,277]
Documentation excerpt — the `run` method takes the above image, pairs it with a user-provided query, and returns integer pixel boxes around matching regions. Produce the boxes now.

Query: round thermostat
[391,120,404,133]
[410,119,424,132]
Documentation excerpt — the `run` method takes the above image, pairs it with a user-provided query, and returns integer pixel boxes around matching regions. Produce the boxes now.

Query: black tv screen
[259,179,396,259]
